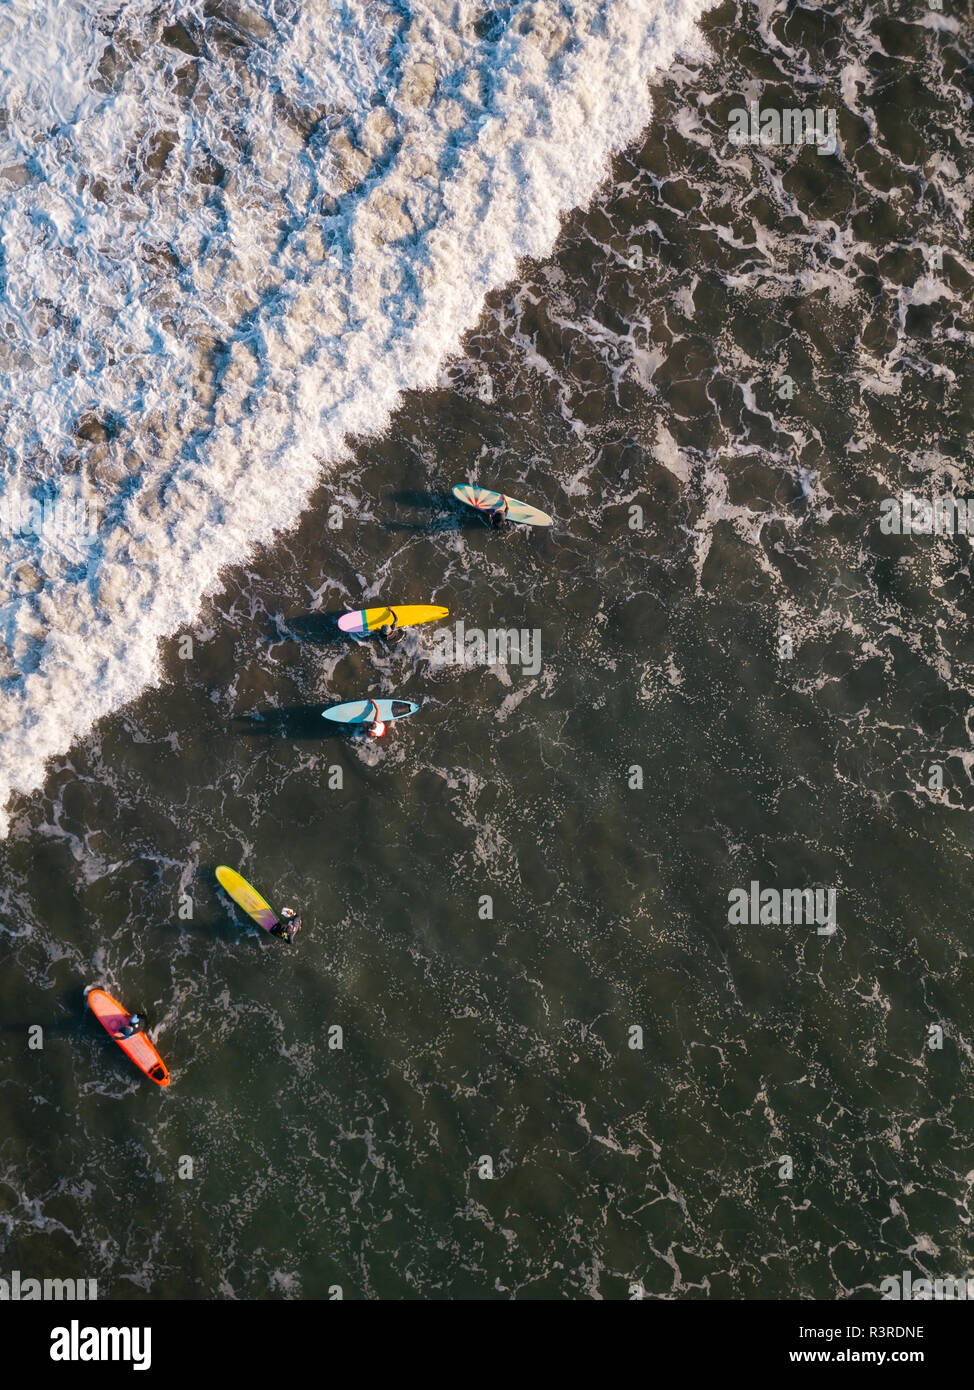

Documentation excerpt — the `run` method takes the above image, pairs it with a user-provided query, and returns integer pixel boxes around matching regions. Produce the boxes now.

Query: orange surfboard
[88,988,170,1087]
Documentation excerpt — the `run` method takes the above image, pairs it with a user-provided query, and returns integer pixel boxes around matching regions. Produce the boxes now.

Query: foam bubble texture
[0,0,711,831]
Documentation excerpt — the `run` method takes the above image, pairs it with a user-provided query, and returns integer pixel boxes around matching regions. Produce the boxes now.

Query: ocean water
[1,0,973,1300]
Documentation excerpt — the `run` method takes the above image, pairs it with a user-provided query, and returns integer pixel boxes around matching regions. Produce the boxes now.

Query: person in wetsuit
[271,908,301,943]
[489,497,510,530]
[378,608,403,645]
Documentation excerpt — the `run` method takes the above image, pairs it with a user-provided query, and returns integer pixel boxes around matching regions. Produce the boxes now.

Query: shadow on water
[390,488,455,511]
[269,611,347,644]
[5,987,91,1037]
[170,919,266,949]
[232,705,351,739]
[383,488,484,532]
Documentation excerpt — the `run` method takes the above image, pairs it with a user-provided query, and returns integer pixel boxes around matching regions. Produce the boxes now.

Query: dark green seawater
[1,1,972,1298]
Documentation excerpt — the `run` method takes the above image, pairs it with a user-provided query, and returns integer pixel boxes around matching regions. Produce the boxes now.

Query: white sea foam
[0,0,711,832]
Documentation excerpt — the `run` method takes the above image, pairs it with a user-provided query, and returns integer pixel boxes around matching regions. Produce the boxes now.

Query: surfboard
[87,988,170,1087]
[215,865,280,935]
[452,484,553,527]
[322,698,419,724]
[338,604,448,635]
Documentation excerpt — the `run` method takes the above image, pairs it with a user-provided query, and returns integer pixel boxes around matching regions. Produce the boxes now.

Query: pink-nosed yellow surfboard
[337,604,448,635]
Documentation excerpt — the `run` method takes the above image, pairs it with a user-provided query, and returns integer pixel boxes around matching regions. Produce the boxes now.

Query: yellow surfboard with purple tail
[215,866,280,935]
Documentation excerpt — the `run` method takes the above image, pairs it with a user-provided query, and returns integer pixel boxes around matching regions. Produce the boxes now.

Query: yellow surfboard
[215,866,279,933]
[338,604,448,636]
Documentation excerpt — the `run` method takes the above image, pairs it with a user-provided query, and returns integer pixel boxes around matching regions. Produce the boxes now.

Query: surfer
[378,609,403,645]
[367,699,387,739]
[272,908,300,943]
[118,1012,142,1038]
[489,497,510,530]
